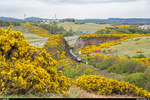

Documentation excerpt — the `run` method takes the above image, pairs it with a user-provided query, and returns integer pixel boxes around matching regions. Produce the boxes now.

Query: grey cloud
[38,0,140,4]
[0,0,150,19]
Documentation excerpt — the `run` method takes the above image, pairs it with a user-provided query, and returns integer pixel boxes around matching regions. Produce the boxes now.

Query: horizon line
[0,16,150,20]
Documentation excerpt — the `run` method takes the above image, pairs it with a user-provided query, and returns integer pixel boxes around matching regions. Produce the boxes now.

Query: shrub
[144,82,150,92]
[144,67,150,81]
[132,54,146,58]
[134,38,141,41]
[0,26,72,95]
[81,66,98,76]
[63,65,81,79]
[74,75,150,98]
[107,60,145,74]
[95,56,119,70]
[143,67,150,91]
[102,49,106,53]
[62,64,98,79]
[74,22,85,24]
[135,42,140,45]
[44,34,70,60]
[123,73,146,88]
[136,50,144,53]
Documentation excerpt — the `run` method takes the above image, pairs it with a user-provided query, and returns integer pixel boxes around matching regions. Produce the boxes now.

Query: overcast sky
[0,0,150,19]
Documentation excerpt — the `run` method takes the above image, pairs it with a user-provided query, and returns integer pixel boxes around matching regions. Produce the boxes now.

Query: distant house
[41,19,60,24]
[139,25,150,30]
[41,19,49,24]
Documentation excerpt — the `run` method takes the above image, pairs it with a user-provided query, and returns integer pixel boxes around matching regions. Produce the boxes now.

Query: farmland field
[57,22,111,33]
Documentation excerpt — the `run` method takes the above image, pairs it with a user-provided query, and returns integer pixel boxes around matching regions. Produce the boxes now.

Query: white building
[41,19,60,24]
[139,25,150,30]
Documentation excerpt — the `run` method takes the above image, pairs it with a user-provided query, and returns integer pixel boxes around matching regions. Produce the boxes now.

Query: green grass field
[57,22,111,33]
[102,36,150,57]
[1,25,31,34]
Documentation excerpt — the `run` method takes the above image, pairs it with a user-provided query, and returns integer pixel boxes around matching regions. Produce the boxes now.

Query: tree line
[0,21,21,27]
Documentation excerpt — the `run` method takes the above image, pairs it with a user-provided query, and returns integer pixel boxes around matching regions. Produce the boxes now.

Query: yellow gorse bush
[136,50,144,53]
[119,25,131,28]
[79,33,148,39]
[24,24,50,37]
[74,75,150,98]
[44,34,74,68]
[0,26,72,95]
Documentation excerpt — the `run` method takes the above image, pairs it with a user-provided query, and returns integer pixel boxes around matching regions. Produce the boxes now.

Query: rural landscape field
[1,0,150,99]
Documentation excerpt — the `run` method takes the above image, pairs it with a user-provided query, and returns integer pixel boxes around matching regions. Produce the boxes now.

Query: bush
[81,66,98,75]
[144,67,150,81]
[74,75,150,98]
[144,82,150,92]
[143,67,150,91]
[62,64,98,79]
[136,50,144,53]
[0,26,72,95]
[95,57,119,70]
[74,22,85,24]
[63,65,81,79]
[86,55,105,67]
[123,73,146,88]
[132,54,146,58]
[107,60,145,74]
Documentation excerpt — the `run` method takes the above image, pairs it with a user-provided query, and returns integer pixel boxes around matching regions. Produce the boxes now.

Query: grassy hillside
[57,22,111,33]
[103,37,150,57]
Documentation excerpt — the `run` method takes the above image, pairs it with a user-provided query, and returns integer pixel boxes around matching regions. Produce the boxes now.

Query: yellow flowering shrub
[79,33,148,39]
[74,75,150,98]
[119,25,131,28]
[44,34,66,58]
[44,34,74,68]
[0,26,72,95]
[24,24,50,37]
[136,50,144,53]
[136,42,140,45]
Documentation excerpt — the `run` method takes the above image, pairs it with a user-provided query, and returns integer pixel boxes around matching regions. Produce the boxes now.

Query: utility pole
[24,14,26,21]
[54,13,58,24]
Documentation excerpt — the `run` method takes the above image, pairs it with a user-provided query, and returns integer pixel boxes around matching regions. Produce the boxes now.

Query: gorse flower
[0,26,72,95]
[24,24,50,37]
[74,75,150,98]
